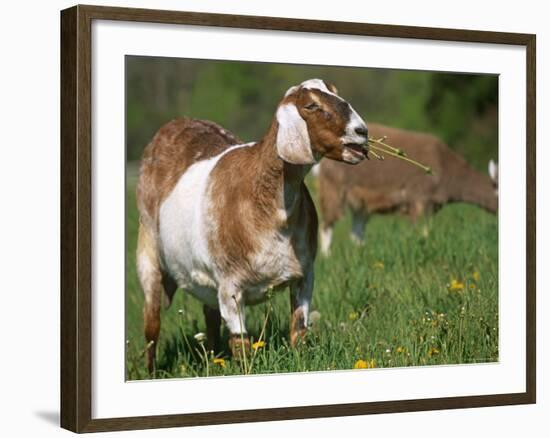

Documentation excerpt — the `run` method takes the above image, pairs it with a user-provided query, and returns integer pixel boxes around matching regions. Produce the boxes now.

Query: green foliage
[125,175,498,379]
[126,57,498,171]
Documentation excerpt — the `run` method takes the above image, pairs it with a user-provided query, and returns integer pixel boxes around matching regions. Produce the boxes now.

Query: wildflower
[212,358,226,368]
[178,309,184,315]
[194,332,207,343]
[373,261,385,269]
[469,283,476,290]
[396,346,405,354]
[428,347,440,357]
[309,310,321,325]
[472,271,480,282]
[354,359,376,369]
[348,311,359,321]
[385,348,391,354]
[449,279,464,291]
[252,340,265,351]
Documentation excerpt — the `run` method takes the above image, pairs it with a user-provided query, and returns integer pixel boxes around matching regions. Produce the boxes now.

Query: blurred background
[126,56,498,169]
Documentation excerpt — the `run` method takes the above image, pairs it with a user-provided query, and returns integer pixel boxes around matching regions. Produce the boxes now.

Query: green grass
[125,169,498,379]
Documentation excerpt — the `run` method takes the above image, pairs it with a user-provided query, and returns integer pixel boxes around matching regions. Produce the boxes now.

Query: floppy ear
[284,85,299,97]
[323,80,338,95]
[276,103,316,165]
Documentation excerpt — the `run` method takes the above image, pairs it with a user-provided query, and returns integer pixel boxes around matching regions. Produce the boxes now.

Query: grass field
[125,166,498,380]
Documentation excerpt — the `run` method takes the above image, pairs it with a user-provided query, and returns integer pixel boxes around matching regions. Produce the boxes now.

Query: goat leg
[290,269,314,347]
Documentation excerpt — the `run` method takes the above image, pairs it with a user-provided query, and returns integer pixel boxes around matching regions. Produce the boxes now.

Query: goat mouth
[342,143,368,163]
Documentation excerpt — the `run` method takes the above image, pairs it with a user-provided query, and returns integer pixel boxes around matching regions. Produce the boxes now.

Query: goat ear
[276,104,316,165]
[488,159,498,182]
[284,85,299,97]
[323,80,339,95]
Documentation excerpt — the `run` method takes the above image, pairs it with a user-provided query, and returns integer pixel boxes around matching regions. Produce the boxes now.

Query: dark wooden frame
[60,4,536,433]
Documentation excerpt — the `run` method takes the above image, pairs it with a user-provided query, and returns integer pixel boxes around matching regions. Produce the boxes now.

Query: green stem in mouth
[369,136,407,157]
[369,148,384,160]
[367,142,433,175]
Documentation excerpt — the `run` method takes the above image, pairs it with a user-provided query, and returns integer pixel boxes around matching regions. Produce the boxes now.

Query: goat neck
[447,162,498,213]
[254,117,312,220]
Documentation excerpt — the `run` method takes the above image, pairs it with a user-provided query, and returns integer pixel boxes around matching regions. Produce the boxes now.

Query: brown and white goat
[136,79,369,372]
[318,123,498,255]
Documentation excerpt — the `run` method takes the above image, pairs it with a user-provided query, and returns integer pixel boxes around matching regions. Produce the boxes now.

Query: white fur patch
[488,160,498,195]
[311,163,321,177]
[285,79,338,99]
[284,85,299,97]
[341,108,368,144]
[158,143,254,308]
[276,104,317,165]
[488,159,498,180]
[320,227,333,256]
[341,148,364,165]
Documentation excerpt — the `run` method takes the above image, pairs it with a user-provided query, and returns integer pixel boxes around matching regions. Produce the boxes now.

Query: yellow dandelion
[252,340,265,351]
[396,346,405,354]
[428,347,440,357]
[472,271,480,282]
[449,279,464,292]
[354,359,376,369]
[373,261,385,269]
[348,311,359,321]
[212,358,226,368]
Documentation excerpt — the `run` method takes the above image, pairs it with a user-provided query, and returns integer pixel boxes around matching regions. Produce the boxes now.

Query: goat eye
[304,102,319,111]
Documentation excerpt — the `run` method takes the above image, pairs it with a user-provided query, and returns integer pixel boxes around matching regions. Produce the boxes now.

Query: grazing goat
[318,123,498,255]
[136,79,369,372]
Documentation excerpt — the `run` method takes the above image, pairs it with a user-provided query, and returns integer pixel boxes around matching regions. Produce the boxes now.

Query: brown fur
[295,88,353,162]
[319,123,498,234]
[206,116,319,287]
[136,118,241,231]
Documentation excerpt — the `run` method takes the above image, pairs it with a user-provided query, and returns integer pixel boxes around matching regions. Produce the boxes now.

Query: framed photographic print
[60,4,536,433]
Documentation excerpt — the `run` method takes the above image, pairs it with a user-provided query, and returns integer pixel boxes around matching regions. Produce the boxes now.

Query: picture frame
[60,4,536,433]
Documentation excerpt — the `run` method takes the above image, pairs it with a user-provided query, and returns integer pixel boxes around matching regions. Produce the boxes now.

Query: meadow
[125,166,498,380]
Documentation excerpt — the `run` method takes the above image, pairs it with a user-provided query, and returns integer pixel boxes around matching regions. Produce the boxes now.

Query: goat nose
[355,126,368,137]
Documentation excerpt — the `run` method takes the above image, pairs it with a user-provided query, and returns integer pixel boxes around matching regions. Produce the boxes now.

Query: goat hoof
[229,335,250,360]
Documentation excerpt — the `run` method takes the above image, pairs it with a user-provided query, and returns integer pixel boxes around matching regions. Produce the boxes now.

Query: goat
[318,123,498,255]
[136,79,369,372]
